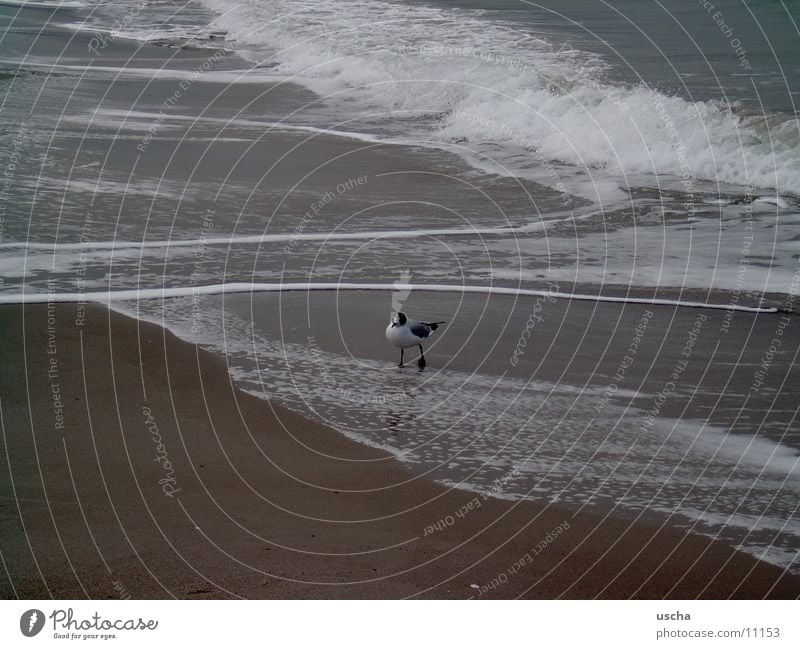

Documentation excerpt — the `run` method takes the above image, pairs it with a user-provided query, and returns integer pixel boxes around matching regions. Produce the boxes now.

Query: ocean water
[1,0,799,574]
[194,0,800,193]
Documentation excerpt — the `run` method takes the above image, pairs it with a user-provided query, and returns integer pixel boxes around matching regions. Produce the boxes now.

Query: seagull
[386,312,445,369]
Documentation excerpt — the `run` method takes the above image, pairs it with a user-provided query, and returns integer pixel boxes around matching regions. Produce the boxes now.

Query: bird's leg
[399,348,404,367]
[418,344,426,369]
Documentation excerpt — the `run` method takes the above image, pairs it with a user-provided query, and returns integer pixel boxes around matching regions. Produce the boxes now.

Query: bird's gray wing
[409,322,432,338]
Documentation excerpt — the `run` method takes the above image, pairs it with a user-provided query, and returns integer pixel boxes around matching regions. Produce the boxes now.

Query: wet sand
[1,302,798,599]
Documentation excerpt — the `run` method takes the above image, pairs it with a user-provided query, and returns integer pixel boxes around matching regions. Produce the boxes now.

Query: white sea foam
[0,281,777,313]
[689,427,800,478]
[0,208,595,252]
[200,0,800,193]
[0,0,86,8]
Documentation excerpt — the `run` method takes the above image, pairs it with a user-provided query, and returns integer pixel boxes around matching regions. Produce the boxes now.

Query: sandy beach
[1,302,797,599]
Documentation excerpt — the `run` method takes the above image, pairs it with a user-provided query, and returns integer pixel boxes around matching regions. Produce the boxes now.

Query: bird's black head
[391,311,407,327]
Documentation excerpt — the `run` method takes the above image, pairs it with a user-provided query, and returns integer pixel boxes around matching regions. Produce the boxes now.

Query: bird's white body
[385,321,426,348]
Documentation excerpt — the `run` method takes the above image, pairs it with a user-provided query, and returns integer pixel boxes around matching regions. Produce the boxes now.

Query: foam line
[55,108,420,148]
[0,282,777,313]
[100,110,404,144]
[0,227,514,252]
[0,210,600,253]
[0,0,85,8]
[0,61,268,84]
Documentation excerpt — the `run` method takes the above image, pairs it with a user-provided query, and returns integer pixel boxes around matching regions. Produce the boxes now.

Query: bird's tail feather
[424,321,446,331]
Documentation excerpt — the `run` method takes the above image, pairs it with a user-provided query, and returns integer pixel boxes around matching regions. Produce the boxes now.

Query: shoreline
[1,302,798,599]
[0,282,784,314]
